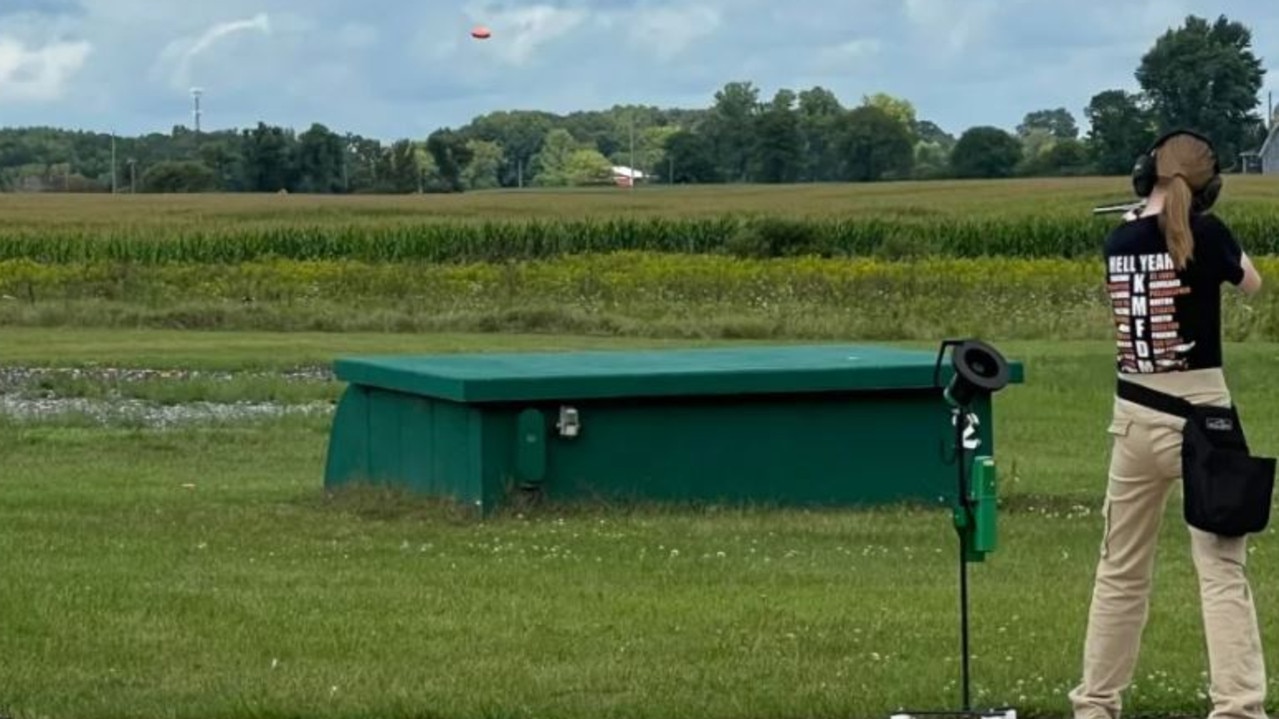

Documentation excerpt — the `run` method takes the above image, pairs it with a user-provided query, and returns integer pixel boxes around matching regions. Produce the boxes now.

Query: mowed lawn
[3,330,1279,719]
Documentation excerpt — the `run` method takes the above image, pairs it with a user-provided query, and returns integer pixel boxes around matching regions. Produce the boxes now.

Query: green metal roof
[333,344,1025,403]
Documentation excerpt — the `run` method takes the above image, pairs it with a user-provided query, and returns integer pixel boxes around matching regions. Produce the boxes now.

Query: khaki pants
[1070,369,1269,719]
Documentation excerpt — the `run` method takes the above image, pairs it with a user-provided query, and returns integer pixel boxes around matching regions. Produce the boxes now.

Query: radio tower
[191,87,203,133]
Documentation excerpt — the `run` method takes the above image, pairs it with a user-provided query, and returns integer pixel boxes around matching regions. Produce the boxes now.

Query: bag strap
[1116,378,1195,419]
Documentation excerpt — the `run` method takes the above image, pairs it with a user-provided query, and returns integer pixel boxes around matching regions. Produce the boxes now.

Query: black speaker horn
[934,339,1011,409]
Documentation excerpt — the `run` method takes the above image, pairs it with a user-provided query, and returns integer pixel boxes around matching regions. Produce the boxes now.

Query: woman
[1069,131,1266,719]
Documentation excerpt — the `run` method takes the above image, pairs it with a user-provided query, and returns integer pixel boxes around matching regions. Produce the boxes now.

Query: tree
[140,161,218,193]
[414,147,449,193]
[1018,138,1093,177]
[1013,109,1077,177]
[465,110,556,187]
[240,122,297,193]
[1085,89,1157,175]
[703,81,761,182]
[834,105,915,182]
[344,134,387,192]
[797,86,844,182]
[950,127,1023,179]
[862,93,918,136]
[914,120,955,148]
[191,139,240,191]
[462,139,504,190]
[1017,108,1079,140]
[1136,14,1266,165]
[752,89,804,183]
[1043,139,1092,176]
[565,149,614,185]
[624,125,679,179]
[531,128,580,186]
[296,123,345,193]
[386,139,423,193]
[662,130,719,184]
[425,129,473,192]
[913,141,951,179]
[563,109,624,158]
[1019,128,1057,162]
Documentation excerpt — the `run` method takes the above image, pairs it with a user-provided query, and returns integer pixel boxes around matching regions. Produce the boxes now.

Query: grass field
[0,179,1163,225]
[4,178,1279,719]
[2,177,1277,226]
[3,330,1279,719]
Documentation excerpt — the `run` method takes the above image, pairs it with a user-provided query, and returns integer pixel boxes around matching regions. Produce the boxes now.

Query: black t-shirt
[1103,213,1245,374]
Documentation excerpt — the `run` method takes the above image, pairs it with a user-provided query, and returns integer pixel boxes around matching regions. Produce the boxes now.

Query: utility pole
[629,111,636,191]
[110,131,117,194]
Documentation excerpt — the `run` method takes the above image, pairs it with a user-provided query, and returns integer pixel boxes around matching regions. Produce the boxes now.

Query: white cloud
[465,4,588,66]
[0,35,91,102]
[152,13,272,90]
[903,0,1001,56]
[815,38,882,69]
[626,5,722,61]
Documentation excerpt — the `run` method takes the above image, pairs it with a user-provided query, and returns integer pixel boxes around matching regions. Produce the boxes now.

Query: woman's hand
[1239,251,1263,295]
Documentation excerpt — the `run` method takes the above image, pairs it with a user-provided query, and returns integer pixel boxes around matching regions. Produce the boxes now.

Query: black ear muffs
[1131,129,1222,213]
[1195,172,1222,213]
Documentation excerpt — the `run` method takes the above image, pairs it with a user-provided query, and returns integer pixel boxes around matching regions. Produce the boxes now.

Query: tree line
[0,13,1270,194]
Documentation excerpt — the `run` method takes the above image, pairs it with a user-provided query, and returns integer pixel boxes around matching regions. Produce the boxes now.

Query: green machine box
[323,344,1024,514]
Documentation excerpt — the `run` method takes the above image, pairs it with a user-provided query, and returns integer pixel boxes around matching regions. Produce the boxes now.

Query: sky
[2,0,1278,142]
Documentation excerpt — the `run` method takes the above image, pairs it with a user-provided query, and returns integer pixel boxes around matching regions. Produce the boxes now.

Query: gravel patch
[0,366,332,392]
[0,365,336,427]
[0,395,334,427]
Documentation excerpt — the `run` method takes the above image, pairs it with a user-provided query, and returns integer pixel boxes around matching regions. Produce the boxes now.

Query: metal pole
[955,409,972,713]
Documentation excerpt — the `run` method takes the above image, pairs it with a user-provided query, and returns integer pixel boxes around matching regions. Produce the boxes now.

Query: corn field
[5,211,1279,263]
[2,178,1278,263]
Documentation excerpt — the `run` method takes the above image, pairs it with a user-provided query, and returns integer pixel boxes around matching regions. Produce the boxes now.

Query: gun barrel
[1092,201,1144,216]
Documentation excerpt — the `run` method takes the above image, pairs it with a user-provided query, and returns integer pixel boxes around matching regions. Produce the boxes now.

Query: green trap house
[323,341,1023,523]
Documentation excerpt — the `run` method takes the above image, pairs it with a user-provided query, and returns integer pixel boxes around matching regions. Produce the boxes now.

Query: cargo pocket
[1107,417,1133,437]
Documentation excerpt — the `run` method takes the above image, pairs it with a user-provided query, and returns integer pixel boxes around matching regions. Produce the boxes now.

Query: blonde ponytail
[1151,133,1217,271]
[1159,174,1195,270]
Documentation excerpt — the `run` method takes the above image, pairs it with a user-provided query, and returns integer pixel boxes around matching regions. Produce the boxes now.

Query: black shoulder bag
[1117,379,1276,537]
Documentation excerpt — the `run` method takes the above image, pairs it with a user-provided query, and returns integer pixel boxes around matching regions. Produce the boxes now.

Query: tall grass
[1,253,1274,340]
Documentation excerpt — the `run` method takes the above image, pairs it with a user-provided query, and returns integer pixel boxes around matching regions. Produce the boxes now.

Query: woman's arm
[1238,251,1263,295]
